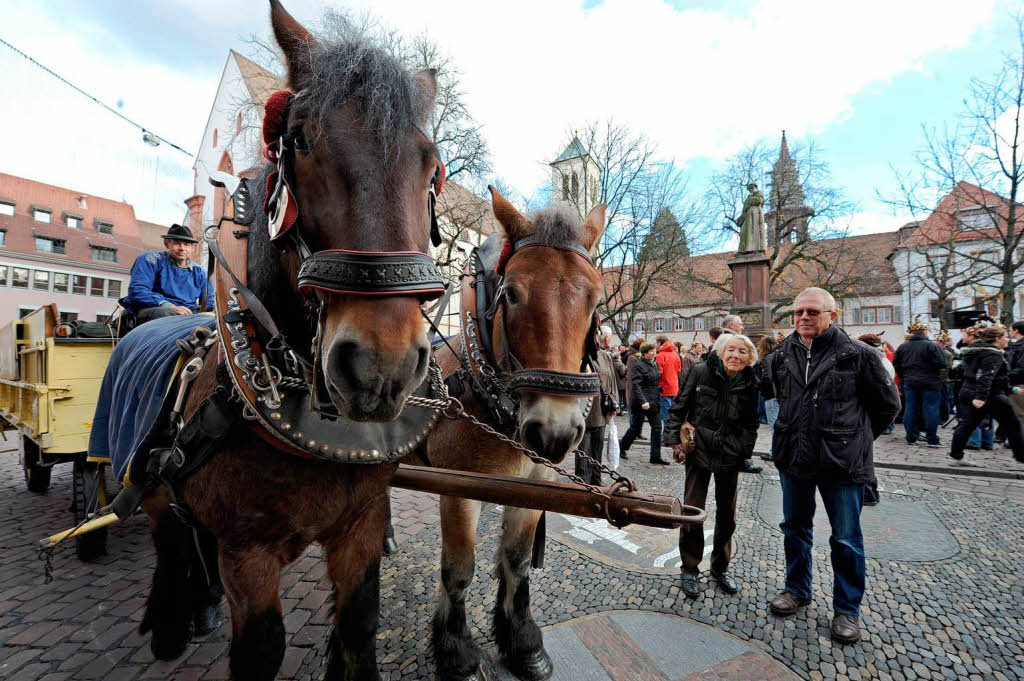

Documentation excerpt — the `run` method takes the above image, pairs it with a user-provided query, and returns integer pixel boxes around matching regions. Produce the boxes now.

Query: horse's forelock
[528,202,585,246]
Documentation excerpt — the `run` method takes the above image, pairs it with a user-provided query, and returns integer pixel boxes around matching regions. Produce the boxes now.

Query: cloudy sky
[0,0,1019,236]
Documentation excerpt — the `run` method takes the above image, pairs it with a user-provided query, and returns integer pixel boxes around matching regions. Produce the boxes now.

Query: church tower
[766,131,812,246]
[550,135,601,219]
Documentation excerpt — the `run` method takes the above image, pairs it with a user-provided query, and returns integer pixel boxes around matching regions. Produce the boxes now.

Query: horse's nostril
[331,340,360,388]
[521,420,544,453]
[415,345,429,378]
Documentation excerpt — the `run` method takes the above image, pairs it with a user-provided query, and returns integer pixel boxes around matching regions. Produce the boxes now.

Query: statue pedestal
[728,251,772,337]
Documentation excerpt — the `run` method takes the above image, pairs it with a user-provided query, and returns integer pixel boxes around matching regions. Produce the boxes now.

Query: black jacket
[1006,338,1024,386]
[664,353,759,473]
[630,357,661,406]
[759,326,900,484]
[892,335,947,390]
[959,343,1010,400]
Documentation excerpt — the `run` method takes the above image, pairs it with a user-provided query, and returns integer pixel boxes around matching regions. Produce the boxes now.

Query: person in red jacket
[655,336,681,434]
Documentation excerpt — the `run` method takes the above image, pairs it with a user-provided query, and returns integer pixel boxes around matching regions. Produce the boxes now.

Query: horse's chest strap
[152,388,242,488]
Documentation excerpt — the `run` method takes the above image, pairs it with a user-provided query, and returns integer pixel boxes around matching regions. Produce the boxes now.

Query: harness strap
[206,229,285,341]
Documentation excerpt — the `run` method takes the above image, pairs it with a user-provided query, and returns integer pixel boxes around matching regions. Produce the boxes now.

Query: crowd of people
[583,285,1024,646]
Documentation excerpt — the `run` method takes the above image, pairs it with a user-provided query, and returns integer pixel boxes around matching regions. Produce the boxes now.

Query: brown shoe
[830,613,861,644]
[768,590,810,616]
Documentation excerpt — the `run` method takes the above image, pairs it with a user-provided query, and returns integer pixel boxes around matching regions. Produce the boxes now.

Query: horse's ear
[488,186,530,241]
[412,69,438,123]
[269,0,317,90]
[581,203,607,251]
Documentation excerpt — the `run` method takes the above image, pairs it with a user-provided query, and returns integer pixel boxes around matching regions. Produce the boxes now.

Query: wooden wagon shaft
[391,464,706,529]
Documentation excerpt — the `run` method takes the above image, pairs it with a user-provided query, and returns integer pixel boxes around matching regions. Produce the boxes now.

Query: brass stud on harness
[307,440,317,448]
[320,444,330,453]
[334,448,345,457]
[293,432,303,440]
[282,422,292,431]
[270,412,282,421]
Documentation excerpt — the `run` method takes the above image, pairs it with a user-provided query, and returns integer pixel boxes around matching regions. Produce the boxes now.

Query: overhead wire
[0,35,194,158]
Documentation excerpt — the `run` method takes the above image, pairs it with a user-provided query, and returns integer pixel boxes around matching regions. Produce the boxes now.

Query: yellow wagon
[0,304,115,559]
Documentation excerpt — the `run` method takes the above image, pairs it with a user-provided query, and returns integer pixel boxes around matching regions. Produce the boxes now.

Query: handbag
[606,420,620,469]
[674,422,696,463]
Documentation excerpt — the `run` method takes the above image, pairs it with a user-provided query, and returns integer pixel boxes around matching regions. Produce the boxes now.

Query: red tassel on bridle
[261,90,299,238]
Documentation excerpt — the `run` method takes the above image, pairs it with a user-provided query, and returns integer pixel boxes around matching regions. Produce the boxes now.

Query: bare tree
[550,121,710,340]
[890,13,1024,324]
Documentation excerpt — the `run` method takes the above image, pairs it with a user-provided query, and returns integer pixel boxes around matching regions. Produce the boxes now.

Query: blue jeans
[660,396,673,431]
[966,418,994,449]
[903,386,941,445]
[779,471,866,617]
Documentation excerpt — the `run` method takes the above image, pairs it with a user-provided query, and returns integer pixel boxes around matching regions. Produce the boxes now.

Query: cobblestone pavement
[2,427,1024,680]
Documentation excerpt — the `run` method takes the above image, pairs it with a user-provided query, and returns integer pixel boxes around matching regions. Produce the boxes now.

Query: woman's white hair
[712,333,758,366]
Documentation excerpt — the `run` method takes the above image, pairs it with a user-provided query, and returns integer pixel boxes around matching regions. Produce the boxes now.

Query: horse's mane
[528,202,584,244]
[297,11,430,161]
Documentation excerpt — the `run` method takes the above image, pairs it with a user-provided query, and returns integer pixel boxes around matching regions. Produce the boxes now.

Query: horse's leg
[434,496,483,681]
[323,493,389,681]
[190,524,224,636]
[219,544,286,681]
[139,489,196,660]
[493,506,552,681]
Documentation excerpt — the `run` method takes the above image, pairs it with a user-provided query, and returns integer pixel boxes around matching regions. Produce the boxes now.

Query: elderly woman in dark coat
[665,333,760,598]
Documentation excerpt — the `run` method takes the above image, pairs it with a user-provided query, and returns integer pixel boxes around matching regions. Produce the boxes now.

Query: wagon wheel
[21,436,51,493]
[72,456,108,561]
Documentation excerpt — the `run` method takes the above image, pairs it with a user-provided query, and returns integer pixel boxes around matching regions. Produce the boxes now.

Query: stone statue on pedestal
[738,182,767,253]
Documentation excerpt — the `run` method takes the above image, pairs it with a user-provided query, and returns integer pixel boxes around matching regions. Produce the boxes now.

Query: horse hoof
[150,626,193,661]
[505,648,554,681]
[383,536,399,556]
[194,604,223,636]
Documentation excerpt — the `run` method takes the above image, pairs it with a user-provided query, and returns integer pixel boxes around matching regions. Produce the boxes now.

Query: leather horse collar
[456,233,601,424]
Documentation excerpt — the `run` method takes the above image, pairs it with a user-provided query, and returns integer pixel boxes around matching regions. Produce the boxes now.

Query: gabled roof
[899,181,1014,248]
[551,137,589,165]
[436,181,500,237]
[231,50,285,109]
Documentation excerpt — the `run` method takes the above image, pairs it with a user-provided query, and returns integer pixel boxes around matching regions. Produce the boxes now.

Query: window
[653,318,665,332]
[973,296,999,317]
[562,176,570,200]
[95,314,110,323]
[683,316,694,331]
[60,311,78,323]
[877,307,892,324]
[53,272,68,293]
[90,246,116,262]
[33,270,49,291]
[894,306,903,324]
[929,299,954,321]
[861,308,875,324]
[107,280,121,298]
[18,308,34,319]
[12,267,29,288]
[695,317,706,331]
[33,209,51,223]
[635,320,645,333]
[571,173,579,202]
[673,318,684,331]
[34,237,66,255]
[855,306,894,325]
[66,215,81,229]
[95,220,114,235]
[958,209,994,231]
[0,265,6,285]
[0,230,5,246]
[0,201,13,216]
[90,277,105,296]
[72,275,87,295]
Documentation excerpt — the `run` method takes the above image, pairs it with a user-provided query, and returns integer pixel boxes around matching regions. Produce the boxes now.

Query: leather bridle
[456,233,602,424]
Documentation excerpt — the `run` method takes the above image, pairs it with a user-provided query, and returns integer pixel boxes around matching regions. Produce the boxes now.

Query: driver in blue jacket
[121,224,210,324]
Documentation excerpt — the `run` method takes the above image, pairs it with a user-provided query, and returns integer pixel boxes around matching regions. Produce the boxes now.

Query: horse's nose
[325,335,429,421]
[519,415,584,464]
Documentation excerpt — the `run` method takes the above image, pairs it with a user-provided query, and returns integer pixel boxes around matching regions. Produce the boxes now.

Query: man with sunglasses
[759,287,899,644]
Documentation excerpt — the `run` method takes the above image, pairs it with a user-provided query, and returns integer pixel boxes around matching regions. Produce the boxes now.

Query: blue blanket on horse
[88,314,217,485]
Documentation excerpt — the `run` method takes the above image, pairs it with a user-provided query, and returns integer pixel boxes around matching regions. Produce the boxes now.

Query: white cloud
[0,0,997,224]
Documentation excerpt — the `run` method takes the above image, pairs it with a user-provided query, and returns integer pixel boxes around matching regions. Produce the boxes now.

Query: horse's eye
[290,129,311,155]
[505,287,519,305]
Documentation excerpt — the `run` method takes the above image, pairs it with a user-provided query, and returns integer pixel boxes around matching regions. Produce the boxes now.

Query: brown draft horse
[136,3,443,680]
[420,190,606,681]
